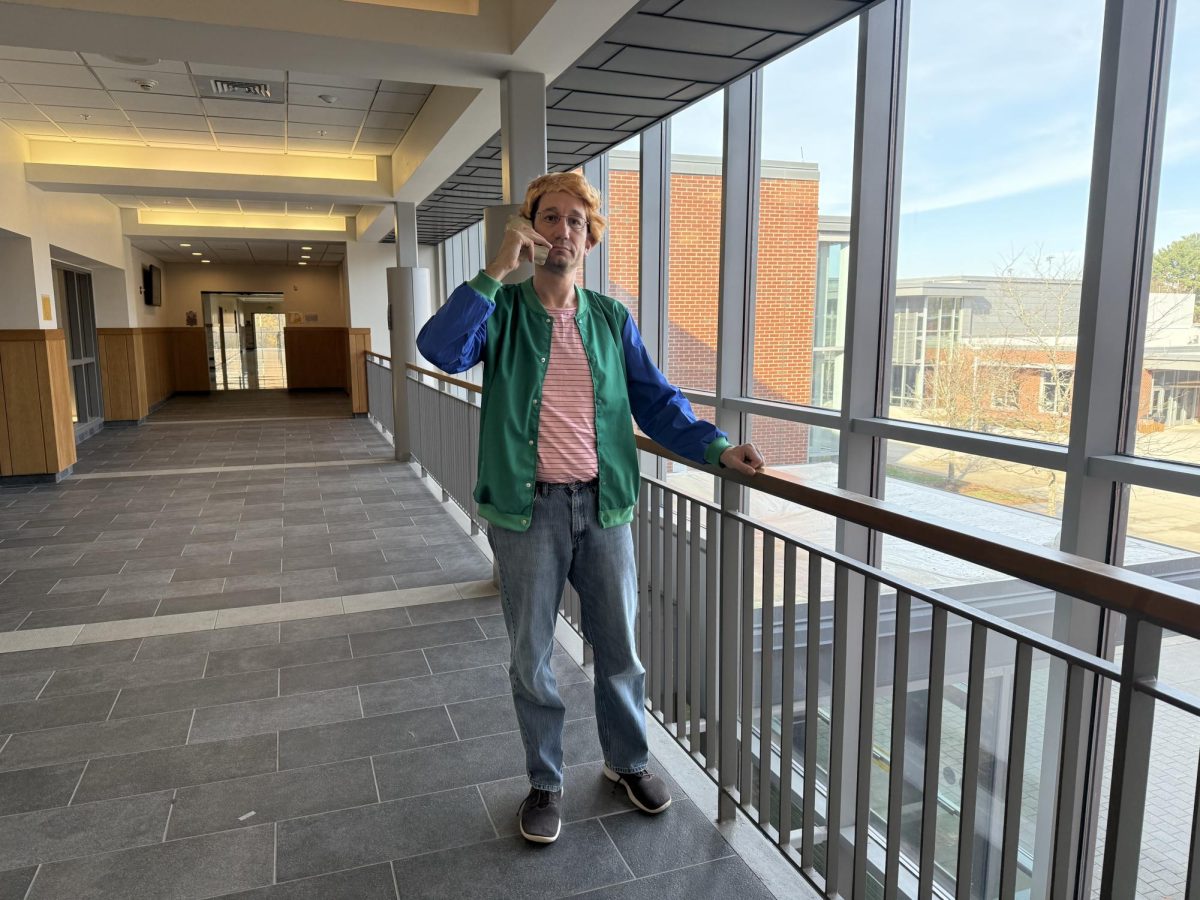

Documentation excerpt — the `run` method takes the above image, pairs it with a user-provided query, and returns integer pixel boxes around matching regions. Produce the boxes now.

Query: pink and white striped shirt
[536,306,598,483]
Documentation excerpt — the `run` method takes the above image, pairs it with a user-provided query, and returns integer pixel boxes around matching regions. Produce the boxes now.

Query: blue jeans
[487,480,648,792]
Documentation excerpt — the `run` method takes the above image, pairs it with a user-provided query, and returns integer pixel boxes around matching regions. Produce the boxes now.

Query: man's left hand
[720,443,765,476]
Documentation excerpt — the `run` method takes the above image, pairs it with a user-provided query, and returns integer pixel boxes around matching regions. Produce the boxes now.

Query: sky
[665,0,1199,281]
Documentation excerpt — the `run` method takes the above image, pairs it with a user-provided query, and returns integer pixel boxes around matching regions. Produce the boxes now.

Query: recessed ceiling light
[103,54,160,67]
[179,243,191,247]
[201,259,211,264]
[191,251,202,256]
[301,246,313,250]
[301,255,310,259]
[298,261,307,266]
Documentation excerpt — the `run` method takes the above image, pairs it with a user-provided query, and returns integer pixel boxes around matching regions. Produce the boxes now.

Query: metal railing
[367,358,1200,900]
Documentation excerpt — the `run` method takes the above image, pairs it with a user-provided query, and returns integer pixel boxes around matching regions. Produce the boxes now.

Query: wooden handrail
[393,360,1200,636]
[634,434,1200,636]
[365,351,392,362]
[406,362,482,394]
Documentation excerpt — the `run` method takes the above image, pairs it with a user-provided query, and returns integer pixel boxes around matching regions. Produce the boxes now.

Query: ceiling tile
[288,71,380,91]
[39,105,129,126]
[286,138,353,153]
[124,110,209,131]
[287,105,367,127]
[368,92,425,115]
[606,12,770,55]
[238,200,287,213]
[216,133,284,150]
[92,68,196,96]
[109,91,205,114]
[0,60,99,88]
[0,100,43,120]
[16,86,115,108]
[138,196,193,210]
[288,83,375,110]
[286,200,332,214]
[553,68,692,99]
[202,98,285,120]
[208,117,284,136]
[545,108,632,130]
[0,46,82,64]
[352,142,397,155]
[364,110,412,130]
[665,0,855,31]
[554,92,681,117]
[190,63,287,81]
[286,122,360,141]
[0,84,22,103]
[377,80,432,95]
[102,194,144,208]
[357,127,404,144]
[5,119,63,136]
[190,198,241,212]
[59,123,141,140]
[604,46,753,83]
[79,54,189,73]
[140,128,216,145]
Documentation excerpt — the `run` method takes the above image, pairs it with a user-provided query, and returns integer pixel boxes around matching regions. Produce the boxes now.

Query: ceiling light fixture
[301,246,313,250]
[301,255,311,259]
[179,243,191,247]
[318,94,338,105]
[134,78,159,92]
[201,259,211,264]
[191,251,202,256]
[298,261,307,266]
[104,55,160,67]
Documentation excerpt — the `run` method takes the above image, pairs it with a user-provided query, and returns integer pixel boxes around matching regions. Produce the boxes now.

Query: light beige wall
[344,241,392,352]
[162,263,347,328]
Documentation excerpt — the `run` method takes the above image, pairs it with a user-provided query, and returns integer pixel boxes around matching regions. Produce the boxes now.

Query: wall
[344,241,392,353]
[163,263,347,328]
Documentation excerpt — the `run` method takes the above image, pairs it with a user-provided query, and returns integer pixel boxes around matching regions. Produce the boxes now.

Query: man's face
[532,190,595,275]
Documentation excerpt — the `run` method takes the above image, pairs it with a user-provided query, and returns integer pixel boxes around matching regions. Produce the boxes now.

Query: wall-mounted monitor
[143,264,162,307]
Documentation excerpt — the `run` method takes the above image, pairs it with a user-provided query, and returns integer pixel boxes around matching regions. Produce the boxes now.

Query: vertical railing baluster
[689,499,704,756]
[706,506,720,773]
[919,606,948,900]
[759,536,776,828]
[662,489,677,727]
[740,524,757,810]
[802,553,822,872]
[1000,641,1032,900]
[675,493,689,732]
[1050,663,1087,900]
[852,578,880,900]
[1187,751,1200,900]
[717,503,741,822]
[649,484,663,716]
[884,592,912,900]
[956,622,988,899]
[826,564,850,890]
[779,542,798,851]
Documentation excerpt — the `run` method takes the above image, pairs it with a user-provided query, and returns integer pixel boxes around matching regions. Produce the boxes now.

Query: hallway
[0,398,777,899]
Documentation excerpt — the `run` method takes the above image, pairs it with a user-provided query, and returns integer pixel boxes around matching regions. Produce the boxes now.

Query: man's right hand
[484,218,553,282]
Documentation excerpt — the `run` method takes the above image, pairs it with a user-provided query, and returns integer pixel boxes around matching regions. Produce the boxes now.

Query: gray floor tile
[0,689,118,733]
[279,649,430,696]
[21,598,160,629]
[169,757,378,839]
[277,705,456,770]
[112,669,279,719]
[0,791,171,870]
[281,575,396,603]
[74,733,279,804]
[135,623,280,661]
[348,619,485,658]
[279,607,412,644]
[275,786,494,882]
[27,823,274,900]
[0,637,141,677]
[0,709,192,771]
[389,819,631,899]
[172,560,283,583]
[205,635,352,678]
[101,578,226,603]
[404,596,501,625]
[372,729,528,801]
[188,686,362,744]
[157,587,282,616]
[0,867,36,900]
[569,856,775,900]
[209,863,397,899]
[358,666,511,717]
[0,611,28,632]
[225,569,338,592]
[598,800,734,878]
[476,614,508,639]
[40,653,208,698]
[0,671,50,704]
[446,680,594,741]
[424,636,512,673]
[0,761,85,816]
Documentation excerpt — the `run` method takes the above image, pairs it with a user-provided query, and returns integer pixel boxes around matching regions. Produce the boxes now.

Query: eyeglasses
[536,211,588,234]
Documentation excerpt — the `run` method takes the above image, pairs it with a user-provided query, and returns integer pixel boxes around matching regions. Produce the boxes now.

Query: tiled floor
[0,395,786,900]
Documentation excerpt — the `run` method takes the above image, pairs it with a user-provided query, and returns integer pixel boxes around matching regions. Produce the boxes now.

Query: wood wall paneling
[170,328,209,392]
[98,330,138,421]
[41,334,76,471]
[348,328,371,414]
[0,330,73,476]
[285,327,349,390]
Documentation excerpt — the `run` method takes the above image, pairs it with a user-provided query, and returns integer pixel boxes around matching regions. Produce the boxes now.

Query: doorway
[204,292,287,390]
[53,265,104,437]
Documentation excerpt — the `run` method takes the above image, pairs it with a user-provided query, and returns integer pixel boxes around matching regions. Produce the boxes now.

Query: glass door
[53,266,103,432]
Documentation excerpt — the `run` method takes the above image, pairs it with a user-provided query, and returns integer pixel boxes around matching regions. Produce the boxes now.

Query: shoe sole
[603,764,672,814]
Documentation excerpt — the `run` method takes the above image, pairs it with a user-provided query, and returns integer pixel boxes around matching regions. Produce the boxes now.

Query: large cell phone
[509,216,549,266]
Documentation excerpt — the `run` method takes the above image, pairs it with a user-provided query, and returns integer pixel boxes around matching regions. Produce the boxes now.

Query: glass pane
[1124,485,1200,578]
[889,0,1103,442]
[745,416,839,548]
[752,19,857,411]
[1135,0,1200,464]
[663,401,717,501]
[667,92,724,392]
[605,137,640,325]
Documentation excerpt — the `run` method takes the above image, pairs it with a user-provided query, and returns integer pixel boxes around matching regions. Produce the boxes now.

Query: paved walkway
[0,395,787,900]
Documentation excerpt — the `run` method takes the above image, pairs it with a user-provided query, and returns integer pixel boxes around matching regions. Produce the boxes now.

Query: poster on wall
[287,312,303,324]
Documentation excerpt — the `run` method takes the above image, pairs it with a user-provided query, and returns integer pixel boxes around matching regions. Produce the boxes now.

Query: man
[417,172,763,844]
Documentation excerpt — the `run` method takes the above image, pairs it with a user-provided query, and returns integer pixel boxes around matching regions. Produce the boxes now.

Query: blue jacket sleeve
[621,312,732,466]
[415,272,499,374]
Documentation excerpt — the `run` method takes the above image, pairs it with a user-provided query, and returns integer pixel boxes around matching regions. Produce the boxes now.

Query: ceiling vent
[193,75,285,103]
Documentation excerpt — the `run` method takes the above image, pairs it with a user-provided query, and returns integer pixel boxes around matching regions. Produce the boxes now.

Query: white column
[387,201,427,462]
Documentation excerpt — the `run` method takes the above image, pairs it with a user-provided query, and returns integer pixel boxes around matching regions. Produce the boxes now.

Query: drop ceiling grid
[100,194,362,219]
[131,237,345,266]
[0,45,433,161]
[416,0,870,244]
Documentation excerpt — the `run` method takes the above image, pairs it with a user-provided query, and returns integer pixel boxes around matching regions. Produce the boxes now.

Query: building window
[1038,370,1074,414]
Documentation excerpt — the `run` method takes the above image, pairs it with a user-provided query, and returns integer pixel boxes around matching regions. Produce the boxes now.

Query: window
[604,138,640,324]
[1038,369,1073,414]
